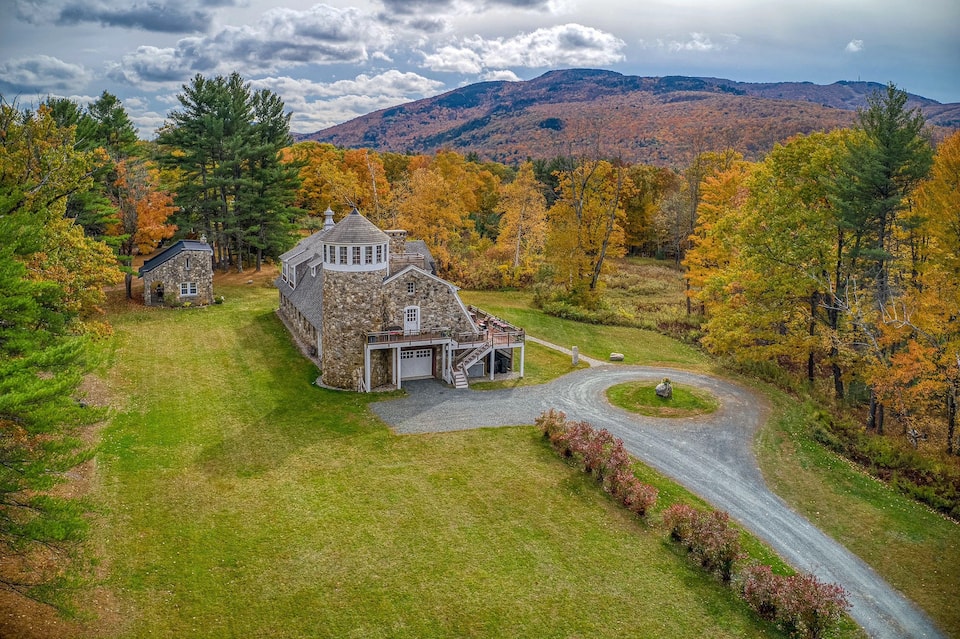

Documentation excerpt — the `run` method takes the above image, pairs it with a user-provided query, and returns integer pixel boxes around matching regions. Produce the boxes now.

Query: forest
[1,74,958,607]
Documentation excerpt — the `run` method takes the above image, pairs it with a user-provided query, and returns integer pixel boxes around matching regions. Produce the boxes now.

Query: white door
[400,348,433,379]
[403,305,420,334]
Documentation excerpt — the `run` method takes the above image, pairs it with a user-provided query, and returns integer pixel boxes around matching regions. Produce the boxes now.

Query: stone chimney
[385,229,407,258]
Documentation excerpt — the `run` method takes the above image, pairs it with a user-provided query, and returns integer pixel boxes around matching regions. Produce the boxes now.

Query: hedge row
[663,503,849,639]
[536,409,658,517]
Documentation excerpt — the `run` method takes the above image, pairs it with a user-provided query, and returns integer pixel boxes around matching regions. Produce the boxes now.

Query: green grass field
[72,275,959,638]
[606,381,719,417]
[83,280,796,638]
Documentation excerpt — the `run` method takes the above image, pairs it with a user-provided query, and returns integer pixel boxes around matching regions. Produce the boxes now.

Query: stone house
[276,208,525,392]
[139,240,214,306]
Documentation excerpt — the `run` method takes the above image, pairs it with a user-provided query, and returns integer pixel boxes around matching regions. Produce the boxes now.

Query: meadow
[50,265,957,637]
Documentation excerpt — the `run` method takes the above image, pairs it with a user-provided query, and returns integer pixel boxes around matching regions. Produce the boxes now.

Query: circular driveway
[372,365,944,639]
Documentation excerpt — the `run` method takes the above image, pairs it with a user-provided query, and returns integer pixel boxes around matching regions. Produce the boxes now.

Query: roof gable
[139,240,213,276]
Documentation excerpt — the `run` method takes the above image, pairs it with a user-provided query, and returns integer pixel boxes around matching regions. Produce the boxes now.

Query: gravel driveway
[372,364,944,639]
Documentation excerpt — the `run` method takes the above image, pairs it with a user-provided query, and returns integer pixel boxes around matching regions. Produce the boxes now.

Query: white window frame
[339,246,347,264]
[376,245,384,263]
[365,246,373,264]
[352,246,361,264]
[180,282,198,296]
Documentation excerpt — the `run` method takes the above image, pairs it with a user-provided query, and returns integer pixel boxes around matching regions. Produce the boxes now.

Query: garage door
[400,348,433,379]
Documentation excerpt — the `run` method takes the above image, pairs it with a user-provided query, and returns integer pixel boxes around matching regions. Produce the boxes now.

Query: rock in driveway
[655,378,673,399]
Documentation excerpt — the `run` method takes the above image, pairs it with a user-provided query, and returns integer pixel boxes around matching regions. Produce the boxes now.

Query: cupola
[320,208,390,273]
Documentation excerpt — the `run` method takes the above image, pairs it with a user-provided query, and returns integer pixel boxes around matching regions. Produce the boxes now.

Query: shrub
[536,410,658,519]
[738,563,849,639]
[775,573,849,639]
[662,504,743,582]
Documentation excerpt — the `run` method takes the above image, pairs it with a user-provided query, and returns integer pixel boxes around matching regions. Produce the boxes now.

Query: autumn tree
[828,83,934,431]
[494,161,547,285]
[545,159,633,304]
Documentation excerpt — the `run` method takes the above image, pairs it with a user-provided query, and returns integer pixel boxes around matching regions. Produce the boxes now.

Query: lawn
[468,288,959,637]
[606,381,719,418]
[80,278,792,638]
[462,290,708,370]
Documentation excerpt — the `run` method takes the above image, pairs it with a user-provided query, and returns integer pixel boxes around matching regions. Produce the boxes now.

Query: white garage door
[400,348,433,379]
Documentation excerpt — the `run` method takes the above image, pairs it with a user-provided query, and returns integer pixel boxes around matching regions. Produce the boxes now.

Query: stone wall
[382,270,475,334]
[143,250,214,306]
[321,269,390,390]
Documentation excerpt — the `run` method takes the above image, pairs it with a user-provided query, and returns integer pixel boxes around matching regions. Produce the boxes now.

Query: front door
[403,305,420,334]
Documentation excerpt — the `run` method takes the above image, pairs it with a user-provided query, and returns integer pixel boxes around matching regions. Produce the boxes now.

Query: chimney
[385,229,407,258]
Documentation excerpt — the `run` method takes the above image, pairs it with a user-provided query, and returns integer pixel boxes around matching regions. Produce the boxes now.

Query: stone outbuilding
[139,240,214,306]
[276,208,524,392]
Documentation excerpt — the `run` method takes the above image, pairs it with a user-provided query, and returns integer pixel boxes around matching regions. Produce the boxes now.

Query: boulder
[609,352,624,361]
[655,380,673,399]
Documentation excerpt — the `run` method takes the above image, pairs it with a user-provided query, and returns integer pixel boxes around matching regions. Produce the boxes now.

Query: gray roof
[322,208,389,245]
[138,240,212,276]
[403,239,437,275]
[277,269,324,329]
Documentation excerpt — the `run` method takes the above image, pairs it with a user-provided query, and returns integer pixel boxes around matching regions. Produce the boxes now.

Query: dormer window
[365,246,373,264]
[339,246,347,264]
[376,245,383,263]
[352,246,361,264]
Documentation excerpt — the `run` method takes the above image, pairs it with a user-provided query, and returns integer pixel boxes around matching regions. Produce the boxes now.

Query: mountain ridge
[299,69,959,166]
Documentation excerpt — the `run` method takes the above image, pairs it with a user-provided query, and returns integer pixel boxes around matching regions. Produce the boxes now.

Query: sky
[1,0,958,138]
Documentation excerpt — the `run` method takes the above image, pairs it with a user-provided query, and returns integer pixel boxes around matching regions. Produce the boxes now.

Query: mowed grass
[756,395,960,636]
[462,290,708,370]
[606,381,719,418]
[462,288,959,637]
[88,279,789,638]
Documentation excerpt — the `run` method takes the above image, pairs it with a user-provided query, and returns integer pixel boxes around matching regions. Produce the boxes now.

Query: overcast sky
[2,0,958,138]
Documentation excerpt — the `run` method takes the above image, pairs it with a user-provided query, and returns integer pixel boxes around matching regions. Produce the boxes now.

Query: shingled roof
[322,208,389,245]
[138,240,212,276]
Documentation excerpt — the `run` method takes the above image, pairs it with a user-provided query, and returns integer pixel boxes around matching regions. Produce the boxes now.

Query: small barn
[139,240,214,306]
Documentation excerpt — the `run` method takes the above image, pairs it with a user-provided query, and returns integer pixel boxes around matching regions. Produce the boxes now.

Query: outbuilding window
[180,282,198,296]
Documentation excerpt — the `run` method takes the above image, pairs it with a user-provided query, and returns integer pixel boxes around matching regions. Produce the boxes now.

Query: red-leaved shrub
[738,563,849,638]
[663,504,743,582]
[536,410,657,519]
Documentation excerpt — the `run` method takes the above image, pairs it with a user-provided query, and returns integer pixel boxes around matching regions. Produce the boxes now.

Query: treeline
[682,86,959,484]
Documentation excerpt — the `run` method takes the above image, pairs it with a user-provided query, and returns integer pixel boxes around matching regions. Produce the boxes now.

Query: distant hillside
[299,69,959,167]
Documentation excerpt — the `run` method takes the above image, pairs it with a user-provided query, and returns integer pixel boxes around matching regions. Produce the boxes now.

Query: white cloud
[668,33,719,53]
[421,23,625,73]
[845,39,864,53]
[481,69,522,82]
[248,71,447,133]
[0,55,91,92]
[109,4,396,88]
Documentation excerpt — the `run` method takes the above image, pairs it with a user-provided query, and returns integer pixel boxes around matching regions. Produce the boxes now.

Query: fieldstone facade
[276,208,524,392]
[139,241,214,306]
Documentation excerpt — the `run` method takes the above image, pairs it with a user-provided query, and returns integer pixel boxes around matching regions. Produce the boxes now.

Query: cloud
[845,39,864,53]
[110,4,396,88]
[0,55,91,93]
[16,0,243,32]
[421,23,625,73]
[248,71,447,132]
[379,0,555,15]
[668,33,720,53]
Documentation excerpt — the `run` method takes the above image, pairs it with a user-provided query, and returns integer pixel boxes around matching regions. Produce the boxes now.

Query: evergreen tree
[159,73,300,270]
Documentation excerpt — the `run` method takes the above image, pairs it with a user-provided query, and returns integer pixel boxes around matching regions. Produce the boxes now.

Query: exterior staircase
[450,341,493,390]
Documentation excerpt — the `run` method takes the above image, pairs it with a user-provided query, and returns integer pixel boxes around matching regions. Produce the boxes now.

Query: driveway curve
[372,365,944,639]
